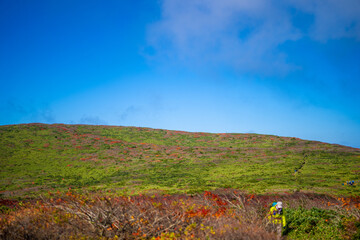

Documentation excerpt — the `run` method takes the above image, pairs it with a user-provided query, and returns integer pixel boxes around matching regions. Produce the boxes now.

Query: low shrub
[1,191,360,239]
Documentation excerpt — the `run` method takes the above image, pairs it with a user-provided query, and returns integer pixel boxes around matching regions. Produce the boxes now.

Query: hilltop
[1,123,359,197]
[2,123,360,239]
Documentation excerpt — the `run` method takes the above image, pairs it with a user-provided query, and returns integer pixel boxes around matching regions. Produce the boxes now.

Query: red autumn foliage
[0,191,281,239]
[3,190,360,239]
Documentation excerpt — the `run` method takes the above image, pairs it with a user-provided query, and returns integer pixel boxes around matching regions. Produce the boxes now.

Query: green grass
[284,206,360,240]
[0,123,359,198]
[284,207,338,239]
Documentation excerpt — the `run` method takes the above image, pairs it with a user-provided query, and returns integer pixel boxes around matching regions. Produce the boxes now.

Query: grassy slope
[1,123,359,198]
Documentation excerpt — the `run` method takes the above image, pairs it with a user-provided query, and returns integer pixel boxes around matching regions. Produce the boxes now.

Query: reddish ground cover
[1,190,360,239]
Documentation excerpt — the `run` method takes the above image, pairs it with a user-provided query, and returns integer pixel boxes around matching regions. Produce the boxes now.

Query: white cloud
[290,0,360,41]
[147,0,300,75]
[147,0,360,75]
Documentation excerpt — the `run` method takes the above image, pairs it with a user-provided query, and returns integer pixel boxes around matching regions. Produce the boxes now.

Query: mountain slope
[1,123,359,197]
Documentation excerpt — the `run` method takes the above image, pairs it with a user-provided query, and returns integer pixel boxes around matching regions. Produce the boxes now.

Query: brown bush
[2,190,359,239]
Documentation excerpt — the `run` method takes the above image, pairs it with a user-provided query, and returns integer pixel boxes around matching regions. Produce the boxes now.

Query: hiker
[268,201,286,239]
[345,181,354,186]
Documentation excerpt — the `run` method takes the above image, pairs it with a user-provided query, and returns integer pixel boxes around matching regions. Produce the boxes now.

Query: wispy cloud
[119,106,141,121]
[38,109,56,123]
[79,115,108,125]
[290,0,360,41]
[147,0,360,75]
[0,100,56,124]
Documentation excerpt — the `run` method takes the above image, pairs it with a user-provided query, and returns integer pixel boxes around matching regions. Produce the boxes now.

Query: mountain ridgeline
[1,123,359,197]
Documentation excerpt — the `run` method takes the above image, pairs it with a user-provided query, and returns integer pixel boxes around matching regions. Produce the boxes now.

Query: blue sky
[1,0,360,148]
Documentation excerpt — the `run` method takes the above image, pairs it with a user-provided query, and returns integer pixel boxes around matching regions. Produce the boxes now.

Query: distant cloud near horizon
[119,106,141,122]
[0,0,359,148]
[1,100,56,124]
[80,115,108,125]
[147,0,360,75]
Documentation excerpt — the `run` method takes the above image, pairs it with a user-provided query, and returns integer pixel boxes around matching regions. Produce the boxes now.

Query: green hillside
[1,123,359,198]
